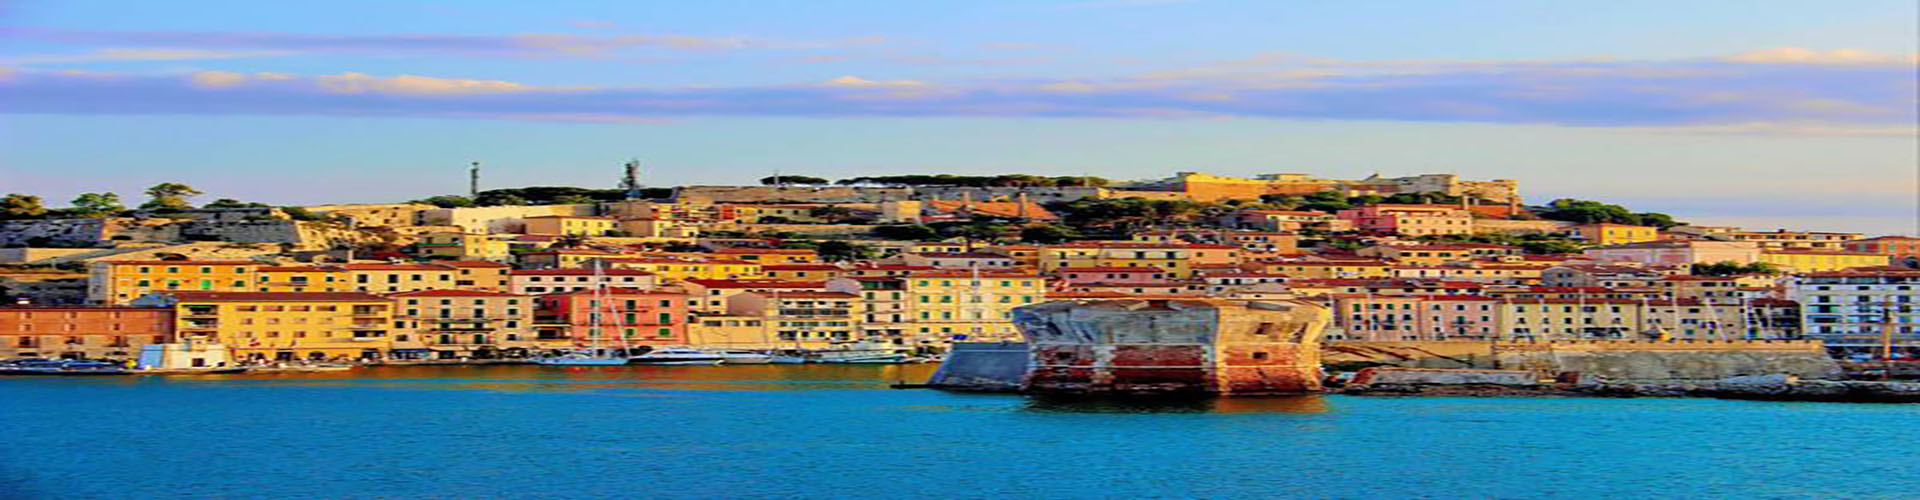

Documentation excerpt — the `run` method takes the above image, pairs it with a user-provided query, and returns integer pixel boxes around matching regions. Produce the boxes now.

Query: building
[436,260,511,292]
[523,215,618,236]
[1250,260,1393,279]
[536,288,691,348]
[1217,210,1341,232]
[517,249,622,269]
[508,268,658,295]
[901,252,1017,270]
[1583,240,1761,266]
[1054,266,1171,286]
[255,266,351,293]
[825,277,911,347]
[1335,205,1474,237]
[417,231,512,261]
[1037,242,1239,279]
[1726,229,1863,251]
[903,271,1046,343]
[1329,295,1499,341]
[1791,268,1920,353]
[1169,172,1520,204]
[1496,298,1647,340]
[597,257,762,282]
[339,263,461,295]
[135,291,395,362]
[389,290,535,360]
[0,306,174,359]
[759,264,847,281]
[726,291,861,348]
[88,260,261,305]
[1568,223,1660,245]
[1542,265,1668,288]
[681,279,828,314]
[711,247,819,264]
[1843,236,1920,268]
[1759,250,1889,273]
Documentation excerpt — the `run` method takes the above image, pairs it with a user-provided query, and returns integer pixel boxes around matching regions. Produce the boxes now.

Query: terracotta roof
[683,279,826,289]
[437,260,510,268]
[1056,266,1165,273]
[511,269,655,276]
[105,260,259,266]
[745,291,858,299]
[165,291,389,302]
[339,264,450,271]
[762,264,844,271]
[389,290,526,297]
[713,248,816,254]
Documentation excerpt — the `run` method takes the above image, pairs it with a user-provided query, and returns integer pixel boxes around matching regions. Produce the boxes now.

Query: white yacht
[629,347,725,365]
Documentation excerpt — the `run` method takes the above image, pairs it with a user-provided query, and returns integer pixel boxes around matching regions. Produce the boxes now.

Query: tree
[551,194,598,205]
[140,183,202,211]
[415,195,474,208]
[68,193,124,218]
[816,241,876,262]
[203,198,269,209]
[1019,224,1080,243]
[1537,198,1684,228]
[760,175,830,186]
[1297,190,1352,212]
[0,194,47,220]
[552,234,589,249]
[872,224,939,241]
[1693,261,1782,276]
[809,205,858,224]
[475,192,528,206]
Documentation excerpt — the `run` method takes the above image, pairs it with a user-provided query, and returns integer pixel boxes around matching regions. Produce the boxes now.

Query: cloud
[820,76,927,88]
[0,48,1910,132]
[0,27,863,59]
[1,47,289,65]
[1722,47,1917,65]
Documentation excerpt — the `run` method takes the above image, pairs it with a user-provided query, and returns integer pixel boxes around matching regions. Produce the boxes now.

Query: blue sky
[2,1,1915,234]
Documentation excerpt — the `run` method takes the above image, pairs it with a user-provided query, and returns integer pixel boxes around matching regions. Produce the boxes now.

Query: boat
[629,347,725,366]
[137,367,249,375]
[817,352,912,364]
[0,359,132,376]
[716,350,774,365]
[535,351,631,366]
[535,263,635,367]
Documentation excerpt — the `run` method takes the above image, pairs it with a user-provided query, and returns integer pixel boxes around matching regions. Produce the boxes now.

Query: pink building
[535,288,689,347]
[1582,240,1760,266]
[1335,205,1474,237]
[1843,236,1920,268]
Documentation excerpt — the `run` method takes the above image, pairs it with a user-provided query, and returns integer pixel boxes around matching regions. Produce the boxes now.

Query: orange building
[0,306,175,359]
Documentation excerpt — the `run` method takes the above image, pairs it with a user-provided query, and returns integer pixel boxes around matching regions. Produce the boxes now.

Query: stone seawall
[925,342,1028,391]
[1325,340,1841,381]
[1015,299,1329,395]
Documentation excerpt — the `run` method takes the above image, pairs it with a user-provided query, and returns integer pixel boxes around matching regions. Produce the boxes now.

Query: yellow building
[1571,223,1659,245]
[88,260,261,305]
[340,263,461,294]
[725,291,862,348]
[599,258,763,283]
[438,260,511,292]
[903,271,1046,343]
[1038,243,1213,278]
[712,247,819,264]
[1496,298,1646,340]
[760,264,847,281]
[517,249,620,269]
[523,215,618,236]
[686,315,773,348]
[389,290,534,360]
[418,231,512,261]
[1251,260,1394,279]
[1759,250,1890,273]
[140,291,394,362]
[256,266,350,293]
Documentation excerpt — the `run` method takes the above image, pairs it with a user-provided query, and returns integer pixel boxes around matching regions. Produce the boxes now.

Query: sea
[2,364,1917,499]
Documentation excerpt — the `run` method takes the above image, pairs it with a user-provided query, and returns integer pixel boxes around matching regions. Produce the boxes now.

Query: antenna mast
[469,161,481,200]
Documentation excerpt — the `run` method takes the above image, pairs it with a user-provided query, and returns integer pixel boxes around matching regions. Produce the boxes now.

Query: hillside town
[2,169,1915,369]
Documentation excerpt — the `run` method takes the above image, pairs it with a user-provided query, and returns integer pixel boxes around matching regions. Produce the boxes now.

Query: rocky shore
[1340,371,1920,403]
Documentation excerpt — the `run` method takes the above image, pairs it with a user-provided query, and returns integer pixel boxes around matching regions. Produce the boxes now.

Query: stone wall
[0,219,111,246]
[418,204,597,233]
[1324,340,1842,380]
[0,248,99,265]
[925,342,1029,391]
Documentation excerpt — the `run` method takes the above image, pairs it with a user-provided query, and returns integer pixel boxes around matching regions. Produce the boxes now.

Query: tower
[621,159,644,200]
[468,161,480,199]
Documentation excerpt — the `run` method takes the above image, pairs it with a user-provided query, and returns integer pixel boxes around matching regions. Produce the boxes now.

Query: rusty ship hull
[1014,299,1330,395]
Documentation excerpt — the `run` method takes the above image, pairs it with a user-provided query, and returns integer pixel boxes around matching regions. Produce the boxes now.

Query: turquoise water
[3,365,1917,499]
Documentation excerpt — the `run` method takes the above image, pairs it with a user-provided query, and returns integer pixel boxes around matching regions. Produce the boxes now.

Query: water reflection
[32,364,943,393]
[1024,394,1330,414]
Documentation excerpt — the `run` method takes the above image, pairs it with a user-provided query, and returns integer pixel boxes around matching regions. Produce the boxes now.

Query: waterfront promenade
[3,364,1918,499]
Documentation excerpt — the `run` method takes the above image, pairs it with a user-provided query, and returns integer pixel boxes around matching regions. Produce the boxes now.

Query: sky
[1,0,1916,234]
